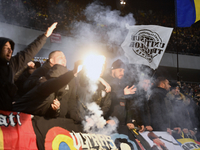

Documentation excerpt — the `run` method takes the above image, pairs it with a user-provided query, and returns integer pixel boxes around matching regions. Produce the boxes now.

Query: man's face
[51,51,67,67]
[0,42,12,61]
[171,86,180,95]
[141,79,151,91]
[112,68,124,79]
[163,79,171,91]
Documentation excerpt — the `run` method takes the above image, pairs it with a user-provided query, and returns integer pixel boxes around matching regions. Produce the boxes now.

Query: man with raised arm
[0,22,57,111]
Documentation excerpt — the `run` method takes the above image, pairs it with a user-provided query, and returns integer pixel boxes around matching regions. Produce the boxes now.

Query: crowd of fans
[12,58,200,142]
[0,0,200,92]
[0,0,200,55]
[178,81,200,103]
[0,18,200,149]
[0,0,199,102]
[0,0,199,88]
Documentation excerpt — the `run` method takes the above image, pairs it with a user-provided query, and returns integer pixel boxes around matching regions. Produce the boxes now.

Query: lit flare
[83,54,106,81]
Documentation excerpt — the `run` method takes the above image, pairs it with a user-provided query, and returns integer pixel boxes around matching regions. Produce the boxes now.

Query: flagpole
[174,0,180,81]
[176,28,180,81]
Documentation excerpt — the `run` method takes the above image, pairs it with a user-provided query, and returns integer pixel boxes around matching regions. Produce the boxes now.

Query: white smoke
[63,1,136,68]
[83,101,119,135]
[79,75,119,135]
[83,102,106,132]
[83,2,135,45]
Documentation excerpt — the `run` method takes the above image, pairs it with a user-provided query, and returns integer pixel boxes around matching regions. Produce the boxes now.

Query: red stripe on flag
[0,111,38,150]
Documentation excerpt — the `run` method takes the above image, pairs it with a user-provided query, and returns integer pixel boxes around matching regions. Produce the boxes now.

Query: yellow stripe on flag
[194,0,200,22]
[0,127,4,150]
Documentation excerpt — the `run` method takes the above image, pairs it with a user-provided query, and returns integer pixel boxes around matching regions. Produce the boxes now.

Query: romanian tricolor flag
[0,111,38,150]
[176,0,200,27]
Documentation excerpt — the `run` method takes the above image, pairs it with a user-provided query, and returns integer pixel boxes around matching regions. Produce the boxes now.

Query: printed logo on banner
[176,138,200,150]
[129,29,165,63]
[111,133,138,150]
[121,25,173,70]
[45,127,118,150]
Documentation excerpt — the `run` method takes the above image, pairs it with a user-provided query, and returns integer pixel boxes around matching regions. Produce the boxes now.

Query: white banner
[121,25,173,70]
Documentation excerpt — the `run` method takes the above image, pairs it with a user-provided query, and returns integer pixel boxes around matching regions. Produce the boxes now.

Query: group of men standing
[0,22,199,149]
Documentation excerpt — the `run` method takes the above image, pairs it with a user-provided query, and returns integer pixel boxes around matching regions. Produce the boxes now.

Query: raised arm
[10,22,57,73]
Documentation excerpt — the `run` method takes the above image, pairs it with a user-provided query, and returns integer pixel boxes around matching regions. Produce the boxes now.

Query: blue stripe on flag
[176,0,196,27]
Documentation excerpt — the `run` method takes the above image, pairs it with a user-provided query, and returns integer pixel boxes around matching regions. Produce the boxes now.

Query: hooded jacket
[0,35,47,111]
[13,64,74,118]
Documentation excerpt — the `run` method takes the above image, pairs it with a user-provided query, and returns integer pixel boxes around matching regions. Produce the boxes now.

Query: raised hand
[44,22,58,37]
[124,85,137,95]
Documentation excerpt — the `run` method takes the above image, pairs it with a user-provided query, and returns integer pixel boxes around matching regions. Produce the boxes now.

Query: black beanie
[111,59,125,70]
[170,82,179,90]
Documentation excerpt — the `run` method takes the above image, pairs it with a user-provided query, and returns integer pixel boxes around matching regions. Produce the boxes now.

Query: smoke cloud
[83,102,119,135]
[74,1,136,45]
[79,76,119,135]
[61,1,136,68]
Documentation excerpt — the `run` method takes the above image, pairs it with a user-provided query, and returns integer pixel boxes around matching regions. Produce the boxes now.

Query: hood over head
[0,37,15,52]
[0,37,15,63]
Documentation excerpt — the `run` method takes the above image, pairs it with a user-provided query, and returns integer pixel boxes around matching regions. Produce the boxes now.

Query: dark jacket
[0,35,47,111]
[148,87,171,131]
[104,75,131,125]
[68,73,111,123]
[23,60,51,93]
[14,65,34,97]
[127,87,151,127]
[13,64,74,118]
[59,77,77,118]
[23,59,76,118]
